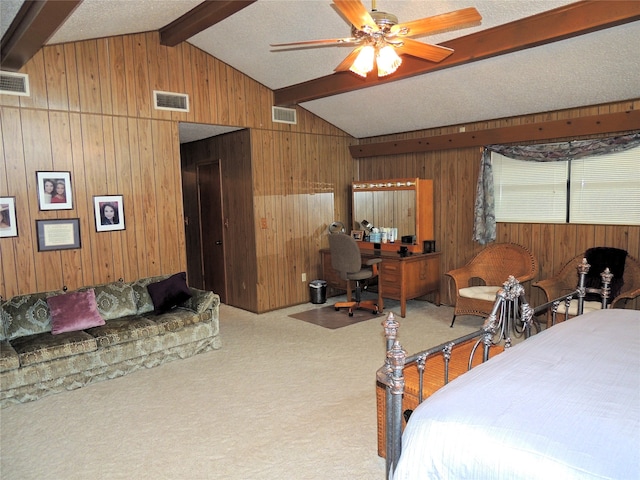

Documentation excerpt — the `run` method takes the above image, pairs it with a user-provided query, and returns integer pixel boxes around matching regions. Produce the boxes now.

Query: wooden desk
[321,249,441,317]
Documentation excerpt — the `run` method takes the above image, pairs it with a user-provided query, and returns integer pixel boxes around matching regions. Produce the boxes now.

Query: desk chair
[328,233,383,316]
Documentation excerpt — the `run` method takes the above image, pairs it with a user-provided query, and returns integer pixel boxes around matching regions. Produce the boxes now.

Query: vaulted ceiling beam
[274,1,640,106]
[349,109,640,158]
[1,0,82,71]
[160,0,256,47]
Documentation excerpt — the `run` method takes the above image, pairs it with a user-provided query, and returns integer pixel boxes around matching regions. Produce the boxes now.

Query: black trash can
[309,280,327,304]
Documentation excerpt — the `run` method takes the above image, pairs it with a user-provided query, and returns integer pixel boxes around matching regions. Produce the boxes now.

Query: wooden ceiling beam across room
[160,0,257,47]
[274,1,640,106]
[349,109,640,158]
[0,0,82,71]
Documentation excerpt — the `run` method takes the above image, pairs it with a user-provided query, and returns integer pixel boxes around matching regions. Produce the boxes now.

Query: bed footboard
[375,331,505,457]
[378,269,596,479]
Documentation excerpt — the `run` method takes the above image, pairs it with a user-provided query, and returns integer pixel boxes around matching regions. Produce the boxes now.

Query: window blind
[491,146,640,225]
[569,146,640,225]
[492,154,567,223]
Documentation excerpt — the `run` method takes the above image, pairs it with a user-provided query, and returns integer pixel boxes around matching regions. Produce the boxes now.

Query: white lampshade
[349,45,375,77]
[376,45,402,77]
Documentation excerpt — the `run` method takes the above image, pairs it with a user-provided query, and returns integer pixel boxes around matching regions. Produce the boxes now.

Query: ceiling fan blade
[396,38,454,63]
[390,7,482,38]
[334,0,379,32]
[334,47,363,72]
[271,37,357,48]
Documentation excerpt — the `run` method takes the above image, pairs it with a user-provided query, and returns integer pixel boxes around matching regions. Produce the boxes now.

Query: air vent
[0,71,29,96]
[272,106,297,125]
[153,90,189,112]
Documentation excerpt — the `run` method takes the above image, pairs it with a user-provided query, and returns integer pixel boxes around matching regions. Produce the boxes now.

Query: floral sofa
[0,273,220,407]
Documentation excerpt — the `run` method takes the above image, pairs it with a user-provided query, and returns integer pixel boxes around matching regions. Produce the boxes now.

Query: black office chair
[328,233,383,316]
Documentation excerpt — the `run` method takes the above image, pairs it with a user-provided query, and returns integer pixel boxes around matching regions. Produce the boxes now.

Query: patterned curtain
[472,132,640,245]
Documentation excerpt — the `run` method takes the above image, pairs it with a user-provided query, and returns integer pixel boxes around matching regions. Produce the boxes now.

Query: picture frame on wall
[36,218,81,251]
[36,171,73,210]
[0,197,18,238]
[94,195,125,232]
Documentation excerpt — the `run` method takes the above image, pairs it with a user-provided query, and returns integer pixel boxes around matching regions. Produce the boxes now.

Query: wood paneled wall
[357,99,640,310]
[2,29,636,313]
[1,108,186,295]
[0,32,354,306]
[251,128,354,311]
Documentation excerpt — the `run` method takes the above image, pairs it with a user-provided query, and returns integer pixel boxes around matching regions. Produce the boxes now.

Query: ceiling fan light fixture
[273,2,481,79]
[349,45,375,77]
[376,44,402,76]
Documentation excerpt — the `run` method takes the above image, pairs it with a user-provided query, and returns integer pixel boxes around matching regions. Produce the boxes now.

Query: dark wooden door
[197,161,227,302]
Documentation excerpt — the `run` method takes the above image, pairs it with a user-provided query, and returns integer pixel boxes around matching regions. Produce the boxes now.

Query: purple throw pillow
[47,289,106,335]
[146,272,192,314]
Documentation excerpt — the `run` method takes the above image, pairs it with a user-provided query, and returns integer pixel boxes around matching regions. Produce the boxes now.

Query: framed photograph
[94,195,125,232]
[351,230,364,241]
[36,171,73,210]
[0,197,18,238]
[36,218,81,251]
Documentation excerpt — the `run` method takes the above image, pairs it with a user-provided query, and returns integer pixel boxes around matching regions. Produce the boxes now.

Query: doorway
[180,125,256,311]
[196,160,227,301]
[179,123,243,302]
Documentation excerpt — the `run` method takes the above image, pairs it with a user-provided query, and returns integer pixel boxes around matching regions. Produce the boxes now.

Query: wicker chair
[446,243,538,327]
[534,248,640,326]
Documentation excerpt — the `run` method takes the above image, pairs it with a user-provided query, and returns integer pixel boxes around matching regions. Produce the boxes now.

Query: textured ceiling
[2,0,639,140]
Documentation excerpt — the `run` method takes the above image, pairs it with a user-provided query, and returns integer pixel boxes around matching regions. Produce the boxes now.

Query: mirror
[352,178,433,253]
[353,190,416,238]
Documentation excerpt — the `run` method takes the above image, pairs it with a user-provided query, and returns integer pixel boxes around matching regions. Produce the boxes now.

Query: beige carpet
[0,298,485,480]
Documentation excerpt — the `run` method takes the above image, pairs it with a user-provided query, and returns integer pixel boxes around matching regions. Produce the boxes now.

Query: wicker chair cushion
[459,286,501,302]
[556,299,602,316]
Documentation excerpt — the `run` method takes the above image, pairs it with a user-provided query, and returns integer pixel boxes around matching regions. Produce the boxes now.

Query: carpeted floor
[0,297,486,480]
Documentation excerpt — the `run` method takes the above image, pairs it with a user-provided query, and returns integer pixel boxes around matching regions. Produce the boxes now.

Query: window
[492,146,640,225]
[493,155,567,223]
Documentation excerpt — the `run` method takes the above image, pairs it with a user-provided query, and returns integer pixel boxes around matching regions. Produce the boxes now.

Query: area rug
[288,304,381,329]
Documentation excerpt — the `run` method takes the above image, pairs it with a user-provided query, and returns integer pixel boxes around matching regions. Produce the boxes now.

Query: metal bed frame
[377,259,613,478]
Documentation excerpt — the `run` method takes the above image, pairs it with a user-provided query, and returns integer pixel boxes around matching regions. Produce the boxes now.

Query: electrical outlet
[301,273,307,283]
[260,218,268,229]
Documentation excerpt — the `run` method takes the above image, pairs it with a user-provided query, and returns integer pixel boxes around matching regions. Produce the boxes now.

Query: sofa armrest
[181,288,220,314]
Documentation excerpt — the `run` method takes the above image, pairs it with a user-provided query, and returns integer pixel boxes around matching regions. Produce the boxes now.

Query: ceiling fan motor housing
[351,10,398,39]
[371,10,398,28]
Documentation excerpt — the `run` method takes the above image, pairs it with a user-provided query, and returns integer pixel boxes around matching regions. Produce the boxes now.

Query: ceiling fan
[271,0,482,78]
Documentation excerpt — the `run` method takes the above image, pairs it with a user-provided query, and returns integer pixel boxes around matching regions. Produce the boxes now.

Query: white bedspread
[393,309,640,480]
